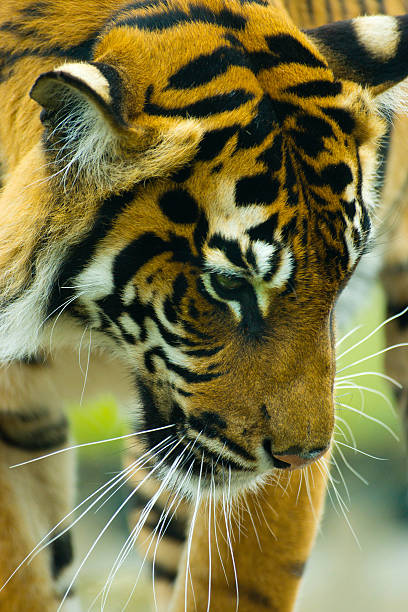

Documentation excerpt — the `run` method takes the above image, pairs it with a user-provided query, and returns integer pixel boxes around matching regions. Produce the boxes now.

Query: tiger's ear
[305,15,408,98]
[30,62,202,191]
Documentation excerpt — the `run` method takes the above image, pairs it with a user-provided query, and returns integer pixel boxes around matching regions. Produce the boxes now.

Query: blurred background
[67,282,408,611]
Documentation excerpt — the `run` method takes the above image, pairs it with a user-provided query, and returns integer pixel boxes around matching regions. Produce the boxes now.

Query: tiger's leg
[170,459,328,612]
[126,440,190,611]
[0,359,80,611]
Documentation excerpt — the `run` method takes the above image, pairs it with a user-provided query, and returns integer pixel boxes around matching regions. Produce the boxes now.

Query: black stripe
[184,346,222,357]
[247,214,279,243]
[163,273,189,324]
[236,96,277,149]
[0,417,68,452]
[193,211,209,256]
[144,346,221,383]
[144,85,255,118]
[235,172,280,206]
[288,560,306,578]
[113,232,195,293]
[208,235,246,268]
[219,433,256,461]
[241,587,271,608]
[47,187,138,318]
[257,132,283,172]
[160,514,187,542]
[324,0,333,22]
[167,46,248,90]
[142,507,187,543]
[98,293,204,348]
[90,62,124,123]
[158,189,199,224]
[357,0,368,13]
[188,415,255,461]
[306,0,315,23]
[16,354,47,366]
[265,34,326,69]
[51,533,73,578]
[20,3,48,18]
[197,125,238,160]
[0,34,99,83]
[114,5,246,31]
[285,80,342,98]
[387,303,408,329]
[153,562,177,582]
[107,0,165,26]
[186,438,248,472]
[321,107,355,135]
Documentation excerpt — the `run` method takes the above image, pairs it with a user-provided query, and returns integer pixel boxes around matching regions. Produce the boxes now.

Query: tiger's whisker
[335,382,396,415]
[335,324,363,349]
[336,342,408,374]
[335,440,388,460]
[336,305,408,361]
[9,424,175,468]
[335,416,357,448]
[335,371,402,387]
[336,402,399,440]
[57,434,185,611]
[101,439,192,611]
[185,454,204,612]
[332,441,369,485]
[34,437,173,564]
[79,327,92,406]
[206,461,213,612]
[330,450,351,504]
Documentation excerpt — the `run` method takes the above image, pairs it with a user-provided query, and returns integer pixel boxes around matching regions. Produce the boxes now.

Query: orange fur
[1,1,408,611]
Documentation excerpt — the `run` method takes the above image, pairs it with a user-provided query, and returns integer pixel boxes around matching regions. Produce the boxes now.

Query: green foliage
[68,395,128,458]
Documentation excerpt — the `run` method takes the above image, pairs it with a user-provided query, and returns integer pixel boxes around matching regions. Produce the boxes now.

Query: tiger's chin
[154,457,281,503]
[145,433,283,503]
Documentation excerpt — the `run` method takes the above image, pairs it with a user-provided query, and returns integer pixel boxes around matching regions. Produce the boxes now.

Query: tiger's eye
[214,274,245,290]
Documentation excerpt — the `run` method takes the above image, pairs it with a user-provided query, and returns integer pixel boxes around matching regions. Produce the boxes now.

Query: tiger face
[25,0,392,493]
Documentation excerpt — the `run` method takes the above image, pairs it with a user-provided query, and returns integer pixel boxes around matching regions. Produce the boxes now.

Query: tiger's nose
[263,440,328,470]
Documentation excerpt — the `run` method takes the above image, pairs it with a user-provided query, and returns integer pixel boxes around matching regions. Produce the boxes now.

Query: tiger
[1,1,408,611]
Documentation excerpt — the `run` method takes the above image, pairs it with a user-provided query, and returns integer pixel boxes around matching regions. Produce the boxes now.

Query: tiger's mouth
[137,384,330,497]
[137,410,293,499]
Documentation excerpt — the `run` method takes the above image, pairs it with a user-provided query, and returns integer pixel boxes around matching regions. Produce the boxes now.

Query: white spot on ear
[58,62,111,104]
[354,16,400,62]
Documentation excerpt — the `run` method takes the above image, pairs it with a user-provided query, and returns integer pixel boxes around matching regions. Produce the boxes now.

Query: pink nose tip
[272,447,328,470]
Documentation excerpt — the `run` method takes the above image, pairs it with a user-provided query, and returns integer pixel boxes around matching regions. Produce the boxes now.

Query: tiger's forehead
[99,0,372,287]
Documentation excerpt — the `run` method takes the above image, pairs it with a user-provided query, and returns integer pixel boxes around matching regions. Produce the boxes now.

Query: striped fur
[1,1,408,610]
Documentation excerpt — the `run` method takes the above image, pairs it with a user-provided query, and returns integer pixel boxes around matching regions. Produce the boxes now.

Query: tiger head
[26,1,408,492]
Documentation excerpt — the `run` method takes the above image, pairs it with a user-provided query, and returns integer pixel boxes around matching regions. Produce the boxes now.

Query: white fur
[268,246,293,290]
[251,240,277,276]
[51,88,118,188]
[0,248,66,361]
[59,62,111,103]
[354,16,400,62]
